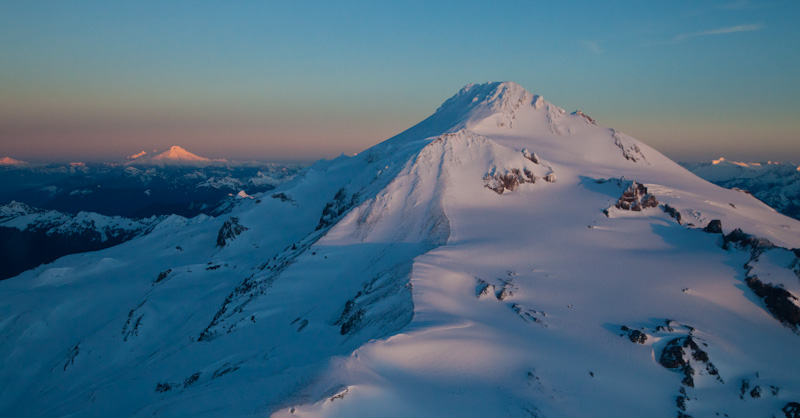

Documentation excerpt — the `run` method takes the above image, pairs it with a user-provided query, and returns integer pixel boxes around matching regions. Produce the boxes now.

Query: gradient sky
[1,1,798,163]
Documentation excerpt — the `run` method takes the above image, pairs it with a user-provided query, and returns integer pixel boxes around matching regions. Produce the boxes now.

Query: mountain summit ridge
[1,82,799,418]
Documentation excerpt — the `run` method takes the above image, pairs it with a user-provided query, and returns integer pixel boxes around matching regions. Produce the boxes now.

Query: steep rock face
[216,217,248,247]
[745,277,800,329]
[1,82,799,418]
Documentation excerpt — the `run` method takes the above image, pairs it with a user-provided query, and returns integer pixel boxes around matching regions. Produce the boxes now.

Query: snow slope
[1,82,799,418]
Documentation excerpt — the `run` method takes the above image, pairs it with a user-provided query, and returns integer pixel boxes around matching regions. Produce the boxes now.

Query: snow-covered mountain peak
[126,146,227,167]
[438,81,534,111]
[385,82,568,146]
[0,157,27,166]
[433,81,559,125]
[154,146,210,162]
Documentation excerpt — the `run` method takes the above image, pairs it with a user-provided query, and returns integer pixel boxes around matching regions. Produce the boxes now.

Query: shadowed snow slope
[1,82,799,418]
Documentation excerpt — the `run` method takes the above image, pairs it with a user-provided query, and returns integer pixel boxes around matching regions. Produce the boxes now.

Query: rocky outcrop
[216,217,248,247]
[784,402,800,418]
[745,276,800,330]
[612,130,648,163]
[620,326,648,344]
[571,109,596,124]
[703,219,722,234]
[614,182,659,211]
[722,228,774,252]
[484,168,536,194]
[316,188,359,230]
[658,335,721,388]
[705,222,799,331]
[662,204,683,224]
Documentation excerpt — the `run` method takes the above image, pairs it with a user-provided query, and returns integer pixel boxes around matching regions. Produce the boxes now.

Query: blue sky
[1,1,798,162]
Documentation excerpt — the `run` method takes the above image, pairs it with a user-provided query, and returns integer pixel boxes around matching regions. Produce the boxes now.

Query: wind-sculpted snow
[1,82,800,417]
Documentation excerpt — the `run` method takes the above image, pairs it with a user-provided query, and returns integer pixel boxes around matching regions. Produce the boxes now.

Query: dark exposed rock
[296,319,309,332]
[662,204,683,224]
[63,344,79,371]
[750,385,762,398]
[784,402,800,418]
[659,336,718,387]
[739,379,751,399]
[676,389,688,411]
[216,217,248,247]
[723,228,774,252]
[183,372,201,388]
[745,276,800,329]
[155,382,174,393]
[620,326,648,344]
[270,192,294,203]
[211,362,242,379]
[329,388,349,402]
[316,188,359,230]
[339,309,365,335]
[475,278,493,298]
[572,109,595,124]
[153,269,172,285]
[612,130,648,163]
[511,303,547,327]
[703,219,722,234]
[122,302,145,342]
[496,280,517,300]
[615,182,659,211]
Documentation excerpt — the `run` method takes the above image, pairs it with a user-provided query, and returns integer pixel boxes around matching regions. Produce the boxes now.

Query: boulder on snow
[703,219,722,234]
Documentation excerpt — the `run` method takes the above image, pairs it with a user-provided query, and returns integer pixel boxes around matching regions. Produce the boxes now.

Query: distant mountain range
[0,147,304,218]
[0,148,303,279]
[683,158,800,220]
